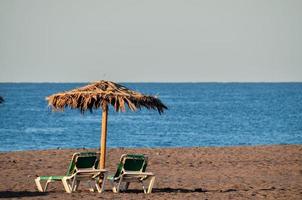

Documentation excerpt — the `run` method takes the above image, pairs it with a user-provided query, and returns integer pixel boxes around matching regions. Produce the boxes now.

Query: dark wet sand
[0,145,301,199]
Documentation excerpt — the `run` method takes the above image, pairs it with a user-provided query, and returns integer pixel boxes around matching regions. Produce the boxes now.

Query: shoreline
[0,145,301,199]
[2,143,301,153]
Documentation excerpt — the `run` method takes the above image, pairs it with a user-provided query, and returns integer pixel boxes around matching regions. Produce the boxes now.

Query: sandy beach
[0,145,301,199]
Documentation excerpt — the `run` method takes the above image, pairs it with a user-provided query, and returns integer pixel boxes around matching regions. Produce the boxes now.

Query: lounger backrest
[114,154,148,178]
[65,152,100,176]
[75,155,97,169]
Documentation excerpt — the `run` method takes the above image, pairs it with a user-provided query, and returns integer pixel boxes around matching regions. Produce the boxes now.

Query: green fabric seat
[35,152,107,193]
[108,154,155,194]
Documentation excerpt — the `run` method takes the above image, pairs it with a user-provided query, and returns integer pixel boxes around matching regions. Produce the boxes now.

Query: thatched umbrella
[46,80,167,169]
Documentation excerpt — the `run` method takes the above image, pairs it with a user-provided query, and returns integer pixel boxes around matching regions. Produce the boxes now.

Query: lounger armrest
[76,169,108,177]
[122,172,155,181]
[123,172,154,176]
[76,169,107,173]
[65,169,108,179]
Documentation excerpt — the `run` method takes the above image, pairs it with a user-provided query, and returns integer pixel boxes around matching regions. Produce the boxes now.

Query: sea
[0,83,301,152]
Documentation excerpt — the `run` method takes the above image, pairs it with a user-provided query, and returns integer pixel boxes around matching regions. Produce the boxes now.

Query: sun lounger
[35,152,107,193]
[107,154,155,193]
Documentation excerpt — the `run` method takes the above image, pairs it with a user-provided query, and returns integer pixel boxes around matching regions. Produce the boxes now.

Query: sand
[0,145,301,199]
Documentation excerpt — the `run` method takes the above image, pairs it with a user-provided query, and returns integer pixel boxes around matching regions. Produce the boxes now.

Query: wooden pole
[100,104,108,169]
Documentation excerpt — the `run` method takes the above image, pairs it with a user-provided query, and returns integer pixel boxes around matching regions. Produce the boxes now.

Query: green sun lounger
[107,154,155,194]
[35,152,108,193]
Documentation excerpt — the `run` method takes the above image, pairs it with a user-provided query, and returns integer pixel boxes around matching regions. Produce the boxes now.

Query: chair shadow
[120,187,241,194]
[121,187,208,193]
[0,191,48,198]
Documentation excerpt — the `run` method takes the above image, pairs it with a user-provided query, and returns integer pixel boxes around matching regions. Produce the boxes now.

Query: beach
[0,145,301,199]
[1,0,301,199]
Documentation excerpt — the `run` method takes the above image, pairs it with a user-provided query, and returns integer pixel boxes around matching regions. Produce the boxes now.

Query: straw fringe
[46,80,167,114]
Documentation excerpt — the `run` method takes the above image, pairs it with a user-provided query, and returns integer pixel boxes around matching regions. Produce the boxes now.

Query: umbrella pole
[100,104,108,169]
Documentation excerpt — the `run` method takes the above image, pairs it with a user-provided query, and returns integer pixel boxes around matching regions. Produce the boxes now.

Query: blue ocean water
[0,83,301,152]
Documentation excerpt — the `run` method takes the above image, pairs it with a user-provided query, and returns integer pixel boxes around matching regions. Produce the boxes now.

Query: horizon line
[0,81,302,84]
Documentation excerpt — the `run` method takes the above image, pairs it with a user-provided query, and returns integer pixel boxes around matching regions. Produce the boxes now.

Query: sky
[0,0,301,82]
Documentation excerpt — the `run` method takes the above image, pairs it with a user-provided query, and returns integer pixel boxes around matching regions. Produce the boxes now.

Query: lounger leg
[74,180,80,192]
[35,177,43,192]
[100,173,107,193]
[141,181,147,194]
[95,173,106,193]
[88,180,95,192]
[94,180,100,193]
[44,180,52,192]
[71,177,78,192]
[62,177,72,193]
[111,182,118,193]
[147,176,155,194]
[115,177,123,193]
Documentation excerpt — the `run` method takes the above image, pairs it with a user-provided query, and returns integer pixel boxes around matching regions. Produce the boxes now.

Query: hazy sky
[0,0,301,82]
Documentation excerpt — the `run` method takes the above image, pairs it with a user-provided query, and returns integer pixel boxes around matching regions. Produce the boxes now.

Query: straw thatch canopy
[46,80,167,114]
